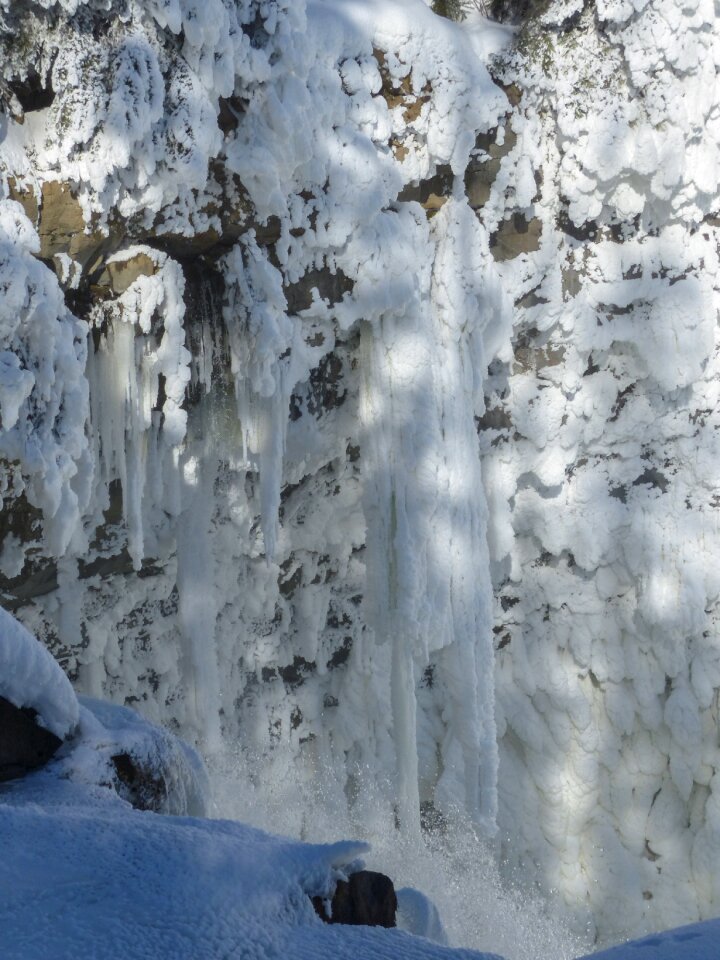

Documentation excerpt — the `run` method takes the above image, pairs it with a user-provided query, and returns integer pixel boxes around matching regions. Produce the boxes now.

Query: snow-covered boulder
[0,605,79,739]
[0,605,79,780]
[64,697,211,817]
[313,870,398,927]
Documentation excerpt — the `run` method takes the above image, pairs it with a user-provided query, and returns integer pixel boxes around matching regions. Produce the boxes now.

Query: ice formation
[1,0,720,948]
[0,0,509,833]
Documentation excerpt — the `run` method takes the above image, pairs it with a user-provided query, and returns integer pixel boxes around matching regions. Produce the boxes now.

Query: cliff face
[0,0,510,839]
[1,0,719,944]
[483,0,720,941]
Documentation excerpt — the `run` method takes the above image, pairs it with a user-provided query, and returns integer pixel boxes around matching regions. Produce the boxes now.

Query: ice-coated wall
[481,0,720,943]
[0,0,509,842]
[1,0,720,945]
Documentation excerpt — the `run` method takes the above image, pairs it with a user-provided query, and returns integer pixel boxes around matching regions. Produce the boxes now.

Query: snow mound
[0,742,503,960]
[65,697,211,817]
[581,918,720,960]
[0,605,79,738]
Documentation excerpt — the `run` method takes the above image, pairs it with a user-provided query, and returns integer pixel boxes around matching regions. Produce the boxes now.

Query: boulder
[0,695,62,782]
[312,870,397,927]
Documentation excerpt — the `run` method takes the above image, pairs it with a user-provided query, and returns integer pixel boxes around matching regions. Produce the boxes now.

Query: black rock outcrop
[0,695,62,782]
[312,870,397,927]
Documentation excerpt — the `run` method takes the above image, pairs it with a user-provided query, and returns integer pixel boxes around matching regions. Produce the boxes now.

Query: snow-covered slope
[0,656,497,960]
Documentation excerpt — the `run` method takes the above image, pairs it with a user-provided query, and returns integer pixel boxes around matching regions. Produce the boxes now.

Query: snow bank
[581,919,720,960]
[0,605,78,738]
[0,745,503,960]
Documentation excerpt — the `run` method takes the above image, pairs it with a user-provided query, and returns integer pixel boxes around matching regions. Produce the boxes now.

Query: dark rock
[632,467,669,493]
[8,70,55,113]
[111,752,167,812]
[284,267,353,314]
[0,695,62,782]
[398,165,453,217]
[312,870,397,927]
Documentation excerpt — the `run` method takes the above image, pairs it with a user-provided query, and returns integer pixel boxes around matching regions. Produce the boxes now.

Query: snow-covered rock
[0,605,78,739]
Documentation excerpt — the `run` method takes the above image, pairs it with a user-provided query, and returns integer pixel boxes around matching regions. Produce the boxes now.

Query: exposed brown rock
[111,752,168,812]
[490,212,542,260]
[96,251,158,296]
[7,177,39,223]
[398,164,453,217]
[38,181,119,272]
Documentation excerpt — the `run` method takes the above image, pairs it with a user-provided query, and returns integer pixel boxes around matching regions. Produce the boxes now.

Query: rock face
[313,871,398,928]
[0,0,509,845]
[0,695,62,782]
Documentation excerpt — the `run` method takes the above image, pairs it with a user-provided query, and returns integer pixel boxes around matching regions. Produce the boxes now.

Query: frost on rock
[0,200,90,558]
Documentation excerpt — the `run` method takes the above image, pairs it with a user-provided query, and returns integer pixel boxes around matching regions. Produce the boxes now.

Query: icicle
[177,431,223,753]
[221,237,313,562]
[359,196,510,834]
[87,247,191,569]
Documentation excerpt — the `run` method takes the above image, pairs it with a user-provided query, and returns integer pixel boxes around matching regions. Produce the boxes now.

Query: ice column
[360,196,509,834]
